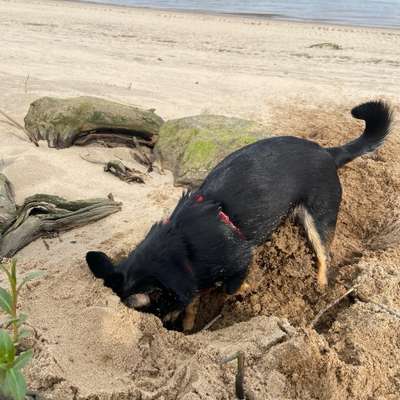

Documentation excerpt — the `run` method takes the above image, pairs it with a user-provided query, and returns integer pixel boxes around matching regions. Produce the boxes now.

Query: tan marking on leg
[163,310,181,323]
[295,206,329,288]
[182,295,200,332]
[236,281,251,294]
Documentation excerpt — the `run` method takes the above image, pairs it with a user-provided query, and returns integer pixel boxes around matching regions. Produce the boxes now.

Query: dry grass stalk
[356,290,400,319]
[201,313,222,331]
[0,108,38,146]
[310,286,357,327]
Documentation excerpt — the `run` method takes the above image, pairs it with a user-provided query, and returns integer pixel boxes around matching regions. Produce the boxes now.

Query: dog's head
[86,221,196,319]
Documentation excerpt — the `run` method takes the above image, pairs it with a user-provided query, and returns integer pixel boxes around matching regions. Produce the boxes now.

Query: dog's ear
[86,251,114,279]
[86,251,124,293]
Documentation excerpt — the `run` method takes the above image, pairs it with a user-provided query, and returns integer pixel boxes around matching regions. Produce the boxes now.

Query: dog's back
[200,136,340,244]
[198,100,393,286]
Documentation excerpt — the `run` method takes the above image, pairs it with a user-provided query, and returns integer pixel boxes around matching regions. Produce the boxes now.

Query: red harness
[194,194,245,240]
[163,193,245,240]
[164,193,245,276]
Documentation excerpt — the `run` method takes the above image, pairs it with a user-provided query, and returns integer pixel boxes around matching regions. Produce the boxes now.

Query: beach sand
[0,0,400,399]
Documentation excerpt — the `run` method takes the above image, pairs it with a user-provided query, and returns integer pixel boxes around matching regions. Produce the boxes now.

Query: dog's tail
[326,100,393,168]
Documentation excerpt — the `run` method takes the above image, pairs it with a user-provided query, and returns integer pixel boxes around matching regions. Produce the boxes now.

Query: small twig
[104,160,145,184]
[22,321,40,342]
[0,109,38,146]
[42,238,50,251]
[79,154,105,165]
[56,232,63,243]
[310,286,357,327]
[221,351,256,400]
[202,313,222,331]
[132,137,153,172]
[355,290,400,319]
[114,155,149,176]
[80,154,145,183]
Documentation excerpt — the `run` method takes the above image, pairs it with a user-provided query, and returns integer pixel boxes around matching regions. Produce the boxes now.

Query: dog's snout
[124,293,151,309]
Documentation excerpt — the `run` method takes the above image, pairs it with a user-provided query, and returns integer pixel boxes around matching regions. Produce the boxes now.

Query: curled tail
[327,100,393,168]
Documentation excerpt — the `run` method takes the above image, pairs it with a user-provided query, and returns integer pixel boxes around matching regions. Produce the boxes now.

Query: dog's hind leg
[295,198,339,288]
[182,295,201,332]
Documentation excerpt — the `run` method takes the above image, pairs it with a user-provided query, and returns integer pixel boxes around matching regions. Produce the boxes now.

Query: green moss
[89,110,105,124]
[158,126,197,152]
[52,112,81,130]
[182,140,218,169]
[155,114,271,186]
[231,134,259,147]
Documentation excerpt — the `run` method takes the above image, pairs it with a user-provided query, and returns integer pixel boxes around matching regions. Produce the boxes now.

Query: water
[79,0,400,28]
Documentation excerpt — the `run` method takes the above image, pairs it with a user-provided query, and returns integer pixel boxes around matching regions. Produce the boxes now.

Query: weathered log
[74,132,156,148]
[0,174,122,257]
[24,96,164,148]
[0,174,17,232]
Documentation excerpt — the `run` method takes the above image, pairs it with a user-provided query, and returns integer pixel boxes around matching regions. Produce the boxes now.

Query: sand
[0,0,400,398]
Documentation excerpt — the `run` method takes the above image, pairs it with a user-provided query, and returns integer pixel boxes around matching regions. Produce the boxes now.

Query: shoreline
[1,0,399,121]
[68,0,400,30]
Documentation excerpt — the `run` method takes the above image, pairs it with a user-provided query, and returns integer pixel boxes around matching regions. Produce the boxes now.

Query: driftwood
[24,96,164,149]
[104,160,145,184]
[80,155,146,184]
[0,173,121,257]
[132,145,165,175]
[74,132,155,148]
[132,137,154,172]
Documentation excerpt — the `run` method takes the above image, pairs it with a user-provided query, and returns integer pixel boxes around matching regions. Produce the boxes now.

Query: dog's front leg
[163,310,182,324]
[182,295,200,333]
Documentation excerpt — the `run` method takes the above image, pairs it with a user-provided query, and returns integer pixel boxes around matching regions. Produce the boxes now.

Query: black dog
[86,100,392,331]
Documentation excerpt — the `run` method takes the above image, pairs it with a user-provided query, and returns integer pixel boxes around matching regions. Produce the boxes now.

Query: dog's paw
[237,281,251,295]
[317,272,328,288]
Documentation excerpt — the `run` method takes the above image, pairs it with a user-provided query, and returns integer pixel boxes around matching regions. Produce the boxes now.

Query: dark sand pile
[12,102,400,399]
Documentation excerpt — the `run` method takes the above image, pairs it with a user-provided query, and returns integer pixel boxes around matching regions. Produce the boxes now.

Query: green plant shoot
[0,259,43,400]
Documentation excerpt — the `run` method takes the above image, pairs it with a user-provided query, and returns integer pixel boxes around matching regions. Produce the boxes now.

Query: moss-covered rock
[156,114,271,188]
[24,96,164,148]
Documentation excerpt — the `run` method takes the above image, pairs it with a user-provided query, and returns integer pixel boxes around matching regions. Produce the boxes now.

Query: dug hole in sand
[5,103,400,400]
